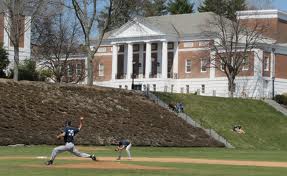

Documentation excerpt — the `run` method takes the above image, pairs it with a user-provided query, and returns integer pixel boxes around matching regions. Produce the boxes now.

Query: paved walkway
[264,99,287,116]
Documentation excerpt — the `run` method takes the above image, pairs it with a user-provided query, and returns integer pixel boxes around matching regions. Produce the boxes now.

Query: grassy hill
[155,93,287,150]
[0,79,223,147]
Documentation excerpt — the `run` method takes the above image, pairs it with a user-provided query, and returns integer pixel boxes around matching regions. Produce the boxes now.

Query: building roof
[237,9,287,21]
[142,12,216,37]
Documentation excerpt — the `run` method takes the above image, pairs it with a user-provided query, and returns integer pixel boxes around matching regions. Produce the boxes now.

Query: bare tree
[203,14,269,97]
[0,0,46,81]
[33,8,85,83]
[70,0,114,86]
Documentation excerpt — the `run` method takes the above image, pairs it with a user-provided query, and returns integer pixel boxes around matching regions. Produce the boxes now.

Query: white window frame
[198,41,209,47]
[98,63,104,77]
[76,64,82,77]
[242,57,249,71]
[201,84,205,94]
[201,58,208,72]
[67,64,73,77]
[183,42,194,48]
[264,56,269,71]
[220,59,225,71]
[185,59,192,73]
[186,85,190,94]
[97,47,107,53]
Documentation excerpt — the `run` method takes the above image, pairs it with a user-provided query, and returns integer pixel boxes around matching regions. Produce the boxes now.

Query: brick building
[86,10,287,98]
[0,13,31,71]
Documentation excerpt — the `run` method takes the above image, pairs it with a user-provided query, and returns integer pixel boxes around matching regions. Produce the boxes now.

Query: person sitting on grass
[233,125,245,134]
[115,139,132,160]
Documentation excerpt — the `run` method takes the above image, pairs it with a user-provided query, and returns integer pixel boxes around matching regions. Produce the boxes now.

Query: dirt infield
[3,156,287,169]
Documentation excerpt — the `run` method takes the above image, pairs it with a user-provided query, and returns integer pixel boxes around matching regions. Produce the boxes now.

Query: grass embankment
[155,93,287,150]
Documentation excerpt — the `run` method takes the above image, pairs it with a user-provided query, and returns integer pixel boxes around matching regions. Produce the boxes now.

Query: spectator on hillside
[179,102,184,113]
[233,125,245,134]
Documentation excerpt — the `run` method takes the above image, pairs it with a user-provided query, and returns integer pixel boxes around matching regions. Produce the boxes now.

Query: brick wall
[240,18,287,43]
[178,50,210,79]
[94,55,112,81]
[275,54,287,79]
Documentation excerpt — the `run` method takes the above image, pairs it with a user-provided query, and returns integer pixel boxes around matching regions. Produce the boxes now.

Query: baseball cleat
[91,154,97,161]
[45,160,53,165]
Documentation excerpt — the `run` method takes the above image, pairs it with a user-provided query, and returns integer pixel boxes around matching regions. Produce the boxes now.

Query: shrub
[274,95,287,105]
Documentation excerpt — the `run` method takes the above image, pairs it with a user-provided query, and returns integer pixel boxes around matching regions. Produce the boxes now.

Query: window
[220,59,225,71]
[185,59,192,73]
[168,42,174,49]
[67,64,73,77]
[164,85,168,92]
[98,64,104,77]
[184,42,194,48]
[97,47,106,53]
[198,41,209,47]
[242,57,249,71]
[264,56,269,71]
[201,58,208,72]
[153,84,156,92]
[151,43,158,51]
[186,85,190,94]
[118,45,124,52]
[133,44,139,52]
[76,64,82,77]
[201,84,205,94]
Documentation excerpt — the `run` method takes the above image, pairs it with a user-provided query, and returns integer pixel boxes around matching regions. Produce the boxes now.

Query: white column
[145,42,152,78]
[270,49,275,78]
[254,49,263,77]
[161,41,168,79]
[254,49,264,98]
[139,43,144,75]
[112,44,118,80]
[173,41,179,78]
[209,51,216,80]
[127,43,133,79]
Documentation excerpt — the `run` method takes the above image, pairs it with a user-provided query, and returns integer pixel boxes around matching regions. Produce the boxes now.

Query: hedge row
[274,95,287,105]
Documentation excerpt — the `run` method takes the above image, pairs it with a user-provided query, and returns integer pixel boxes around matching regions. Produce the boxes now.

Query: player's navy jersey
[64,127,80,143]
[119,140,130,147]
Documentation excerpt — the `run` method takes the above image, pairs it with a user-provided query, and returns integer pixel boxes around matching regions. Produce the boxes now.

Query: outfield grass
[1,146,287,176]
[155,93,287,150]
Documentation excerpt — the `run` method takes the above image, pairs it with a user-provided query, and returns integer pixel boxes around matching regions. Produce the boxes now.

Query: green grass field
[1,146,287,176]
[155,93,287,150]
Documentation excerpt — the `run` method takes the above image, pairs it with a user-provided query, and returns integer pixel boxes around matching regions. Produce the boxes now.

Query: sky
[273,0,287,11]
[194,0,287,11]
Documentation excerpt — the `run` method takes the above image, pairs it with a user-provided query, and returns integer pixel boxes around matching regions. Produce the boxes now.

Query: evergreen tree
[167,0,194,15]
[144,0,168,17]
[100,0,168,31]
[0,44,9,78]
[198,0,247,19]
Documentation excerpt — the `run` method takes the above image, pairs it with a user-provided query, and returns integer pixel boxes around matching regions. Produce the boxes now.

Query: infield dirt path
[3,156,287,169]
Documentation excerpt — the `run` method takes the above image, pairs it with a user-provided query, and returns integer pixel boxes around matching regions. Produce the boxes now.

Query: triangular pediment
[109,21,164,39]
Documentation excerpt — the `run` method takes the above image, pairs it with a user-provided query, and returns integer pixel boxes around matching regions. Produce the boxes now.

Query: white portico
[106,18,180,86]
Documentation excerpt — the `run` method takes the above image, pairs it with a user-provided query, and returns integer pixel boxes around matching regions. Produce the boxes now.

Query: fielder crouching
[115,139,132,160]
[46,116,96,165]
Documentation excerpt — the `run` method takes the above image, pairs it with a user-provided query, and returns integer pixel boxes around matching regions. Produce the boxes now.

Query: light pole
[272,47,276,100]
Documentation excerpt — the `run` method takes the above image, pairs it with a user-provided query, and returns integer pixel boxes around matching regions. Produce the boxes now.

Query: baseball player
[115,139,132,160]
[46,116,96,165]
